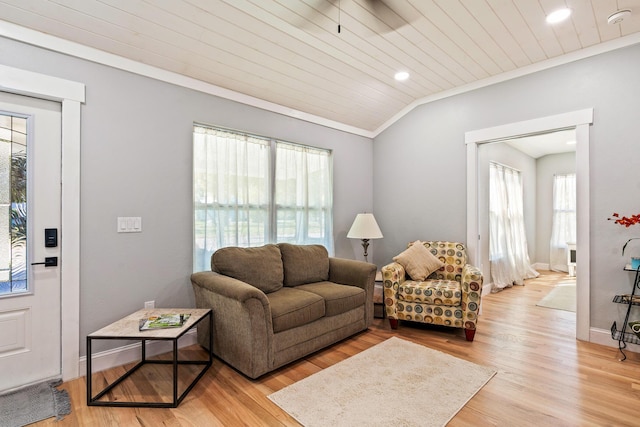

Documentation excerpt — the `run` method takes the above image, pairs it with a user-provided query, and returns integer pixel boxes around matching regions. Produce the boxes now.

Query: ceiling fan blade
[297,0,413,35]
[360,0,412,33]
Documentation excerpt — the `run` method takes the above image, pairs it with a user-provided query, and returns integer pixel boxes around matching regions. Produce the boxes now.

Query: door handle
[31,257,58,267]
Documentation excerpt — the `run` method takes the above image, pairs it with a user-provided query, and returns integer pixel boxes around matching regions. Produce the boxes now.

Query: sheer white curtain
[275,142,334,254]
[489,162,539,292]
[193,126,334,272]
[193,126,271,272]
[550,174,576,272]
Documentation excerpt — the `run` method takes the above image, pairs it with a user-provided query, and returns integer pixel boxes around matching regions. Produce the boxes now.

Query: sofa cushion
[398,279,462,306]
[296,281,365,317]
[279,243,330,286]
[267,287,325,333]
[393,240,444,281]
[211,244,283,293]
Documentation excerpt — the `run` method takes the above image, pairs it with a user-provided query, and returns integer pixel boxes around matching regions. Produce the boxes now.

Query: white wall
[0,36,374,356]
[374,42,640,332]
[535,152,576,265]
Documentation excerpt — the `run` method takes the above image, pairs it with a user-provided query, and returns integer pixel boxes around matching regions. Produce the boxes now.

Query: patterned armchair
[381,241,483,341]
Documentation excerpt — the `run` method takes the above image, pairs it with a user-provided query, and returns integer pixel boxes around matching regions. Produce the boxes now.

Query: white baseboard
[589,326,640,354]
[78,329,198,377]
[481,264,551,294]
[482,283,493,296]
[533,262,550,271]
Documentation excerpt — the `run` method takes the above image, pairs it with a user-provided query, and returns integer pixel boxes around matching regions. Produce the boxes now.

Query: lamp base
[361,239,370,263]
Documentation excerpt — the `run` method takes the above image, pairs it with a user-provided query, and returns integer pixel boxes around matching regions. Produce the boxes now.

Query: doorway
[465,109,593,341]
[0,92,62,392]
[479,129,577,291]
[1,63,84,382]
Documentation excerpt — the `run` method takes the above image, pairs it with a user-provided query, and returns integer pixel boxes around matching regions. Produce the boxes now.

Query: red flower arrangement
[609,212,640,227]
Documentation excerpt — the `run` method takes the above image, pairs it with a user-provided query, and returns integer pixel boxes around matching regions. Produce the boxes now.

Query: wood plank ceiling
[1,0,639,135]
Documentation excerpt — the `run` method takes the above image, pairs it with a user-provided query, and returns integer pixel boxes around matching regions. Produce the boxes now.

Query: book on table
[139,313,191,331]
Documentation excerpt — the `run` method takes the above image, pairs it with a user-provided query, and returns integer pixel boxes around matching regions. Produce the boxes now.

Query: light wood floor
[36,271,640,426]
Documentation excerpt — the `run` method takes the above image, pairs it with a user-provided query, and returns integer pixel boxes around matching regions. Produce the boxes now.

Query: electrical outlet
[144,300,155,309]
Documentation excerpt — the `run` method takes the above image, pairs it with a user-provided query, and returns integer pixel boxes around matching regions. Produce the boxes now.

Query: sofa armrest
[328,257,376,326]
[190,271,273,378]
[191,271,270,304]
[329,258,376,289]
[460,264,483,330]
[381,262,406,319]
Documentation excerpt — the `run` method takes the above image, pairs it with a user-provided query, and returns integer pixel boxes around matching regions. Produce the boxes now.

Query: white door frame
[465,109,593,342]
[0,64,84,381]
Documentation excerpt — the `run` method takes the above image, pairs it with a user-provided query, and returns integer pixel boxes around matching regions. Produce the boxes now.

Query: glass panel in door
[0,113,27,295]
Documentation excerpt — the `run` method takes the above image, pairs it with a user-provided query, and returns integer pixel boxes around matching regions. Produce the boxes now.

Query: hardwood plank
[38,270,640,426]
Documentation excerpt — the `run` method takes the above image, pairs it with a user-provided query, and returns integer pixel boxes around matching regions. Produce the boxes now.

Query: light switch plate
[117,217,142,233]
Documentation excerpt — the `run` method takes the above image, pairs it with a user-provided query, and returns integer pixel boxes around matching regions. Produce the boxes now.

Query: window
[550,173,576,272]
[193,125,333,271]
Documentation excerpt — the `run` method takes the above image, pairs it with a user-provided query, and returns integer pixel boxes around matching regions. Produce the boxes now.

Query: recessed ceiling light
[394,71,410,81]
[546,8,571,24]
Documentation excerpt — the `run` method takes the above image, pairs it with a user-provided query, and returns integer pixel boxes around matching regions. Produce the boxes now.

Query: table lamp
[347,213,383,262]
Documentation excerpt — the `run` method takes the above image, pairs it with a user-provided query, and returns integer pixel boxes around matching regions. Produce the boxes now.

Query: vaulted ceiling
[1,0,639,136]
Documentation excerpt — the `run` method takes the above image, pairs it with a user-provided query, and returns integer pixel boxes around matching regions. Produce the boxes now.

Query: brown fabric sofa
[191,243,376,379]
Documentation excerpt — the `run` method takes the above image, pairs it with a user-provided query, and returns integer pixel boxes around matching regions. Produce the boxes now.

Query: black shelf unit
[611,265,640,361]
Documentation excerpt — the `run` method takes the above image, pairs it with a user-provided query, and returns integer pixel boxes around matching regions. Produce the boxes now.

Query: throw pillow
[393,240,445,281]
[212,244,284,293]
[279,243,330,286]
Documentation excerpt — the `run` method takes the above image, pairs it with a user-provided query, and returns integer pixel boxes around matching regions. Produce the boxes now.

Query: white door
[0,92,62,392]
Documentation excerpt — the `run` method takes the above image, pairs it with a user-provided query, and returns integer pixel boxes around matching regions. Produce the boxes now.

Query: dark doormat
[0,379,70,427]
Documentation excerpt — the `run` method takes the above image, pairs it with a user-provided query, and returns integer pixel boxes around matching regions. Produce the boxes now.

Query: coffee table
[86,308,212,408]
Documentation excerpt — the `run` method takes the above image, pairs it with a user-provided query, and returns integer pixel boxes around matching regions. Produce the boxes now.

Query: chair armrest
[381,262,406,319]
[190,271,273,378]
[461,264,483,330]
[328,257,376,326]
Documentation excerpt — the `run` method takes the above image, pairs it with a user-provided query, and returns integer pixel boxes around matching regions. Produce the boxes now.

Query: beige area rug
[268,337,496,427]
[536,284,576,312]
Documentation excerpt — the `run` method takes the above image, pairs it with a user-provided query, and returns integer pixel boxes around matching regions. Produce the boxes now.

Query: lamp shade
[347,213,383,239]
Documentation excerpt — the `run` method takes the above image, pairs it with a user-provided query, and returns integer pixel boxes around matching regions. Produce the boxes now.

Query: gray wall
[374,42,640,331]
[3,32,640,351]
[535,152,576,265]
[0,36,374,355]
